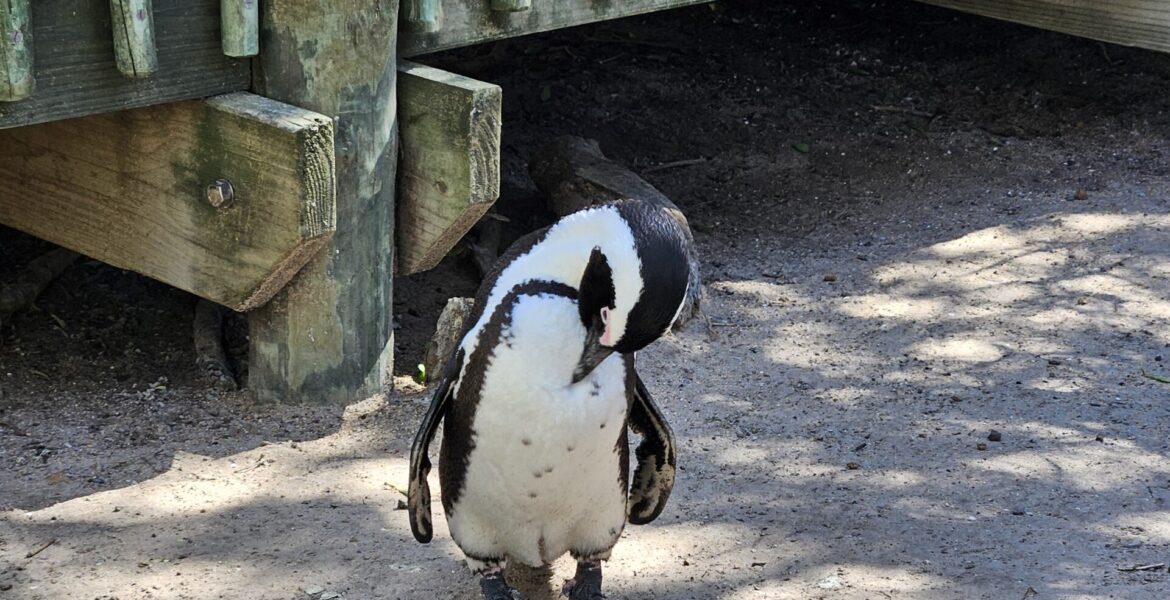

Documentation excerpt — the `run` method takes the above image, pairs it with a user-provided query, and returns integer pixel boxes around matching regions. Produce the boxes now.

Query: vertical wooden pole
[0,0,34,101]
[250,1,399,403]
[490,0,530,12]
[402,0,442,32]
[220,0,259,57]
[110,0,158,78]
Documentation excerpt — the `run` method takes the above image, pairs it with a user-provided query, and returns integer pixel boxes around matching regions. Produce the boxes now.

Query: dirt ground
[3,0,1170,598]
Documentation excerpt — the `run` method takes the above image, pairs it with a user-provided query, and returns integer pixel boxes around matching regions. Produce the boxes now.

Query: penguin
[408,199,692,600]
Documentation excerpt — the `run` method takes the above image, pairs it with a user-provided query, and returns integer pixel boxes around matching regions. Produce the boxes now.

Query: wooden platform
[0,0,249,130]
[915,1,1170,53]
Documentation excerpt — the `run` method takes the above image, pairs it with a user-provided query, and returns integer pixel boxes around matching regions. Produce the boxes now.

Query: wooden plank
[110,0,159,78]
[915,0,1170,53]
[248,1,399,403]
[400,0,710,56]
[403,0,443,33]
[0,0,250,129]
[220,0,260,57]
[396,60,500,275]
[0,0,34,101]
[0,92,336,312]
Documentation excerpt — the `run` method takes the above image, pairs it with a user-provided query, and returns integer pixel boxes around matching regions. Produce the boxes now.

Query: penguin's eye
[600,306,610,325]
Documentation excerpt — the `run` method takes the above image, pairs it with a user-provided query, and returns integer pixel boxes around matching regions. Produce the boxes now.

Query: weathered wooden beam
[403,0,443,33]
[915,0,1170,54]
[396,60,500,275]
[220,0,259,57]
[0,0,249,130]
[0,0,34,101]
[249,1,399,403]
[110,0,159,78]
[491,0,530,13]
[0,92,336,312]
[400,0,709,56]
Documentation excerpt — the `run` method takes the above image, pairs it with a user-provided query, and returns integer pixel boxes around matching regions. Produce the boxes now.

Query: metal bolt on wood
[206,179,234,208]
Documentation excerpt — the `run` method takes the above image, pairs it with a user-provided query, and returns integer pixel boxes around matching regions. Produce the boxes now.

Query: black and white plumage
[408,199,692,600]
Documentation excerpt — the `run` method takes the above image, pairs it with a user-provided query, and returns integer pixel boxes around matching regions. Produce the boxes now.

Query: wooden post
[491,0,530,12]
[0,0,33,101]
[110,0,158,78]
[250,1,399,402]
[220,0,259,57]
[402,0,442,33]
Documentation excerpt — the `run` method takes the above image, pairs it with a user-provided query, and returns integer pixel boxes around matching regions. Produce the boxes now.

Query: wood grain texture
[396,60,501,275]
[220,0,259,57]
[0,0,250,129]
[400,0,710,56]
[0,0,34,101]
[248,0,399,403]
[915,0,1170,53]
[0,92,336,311]
[110,0,158,78]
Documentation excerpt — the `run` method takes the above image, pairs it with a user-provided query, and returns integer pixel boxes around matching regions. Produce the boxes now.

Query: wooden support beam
[915,1,1170,54]
[403,0,443,33]
[220,0,259,57]
[249,1,399,403]
[0,1,250,130]
[110,0,159,78]
[0,0,33,101]
[396,60,501,275]
[491,0,531,13]
[0,92,336,312]
[400,0,709,56]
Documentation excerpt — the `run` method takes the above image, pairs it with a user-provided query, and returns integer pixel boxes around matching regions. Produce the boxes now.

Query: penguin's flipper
[408,350,463,543]
[626,372,677,525]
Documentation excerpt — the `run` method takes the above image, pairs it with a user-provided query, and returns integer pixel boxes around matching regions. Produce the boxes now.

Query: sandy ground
[3,1,1170,599]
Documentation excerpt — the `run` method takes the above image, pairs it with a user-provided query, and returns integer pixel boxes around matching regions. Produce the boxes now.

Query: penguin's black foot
[561,560,604,600]
[480,570,524,600]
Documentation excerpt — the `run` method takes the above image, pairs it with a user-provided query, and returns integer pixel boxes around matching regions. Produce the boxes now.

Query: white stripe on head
[462,205,644,360]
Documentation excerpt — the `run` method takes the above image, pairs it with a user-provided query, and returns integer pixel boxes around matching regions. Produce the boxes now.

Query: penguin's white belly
[448,296,629,567]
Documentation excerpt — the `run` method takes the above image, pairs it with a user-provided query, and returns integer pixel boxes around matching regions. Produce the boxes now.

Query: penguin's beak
[572,324,615,384]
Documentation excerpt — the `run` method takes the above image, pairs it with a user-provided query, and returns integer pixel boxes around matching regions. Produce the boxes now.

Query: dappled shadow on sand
[4,199,1167,600]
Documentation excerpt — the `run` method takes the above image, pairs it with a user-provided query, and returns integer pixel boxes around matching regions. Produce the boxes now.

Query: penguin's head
[572,201,691,383]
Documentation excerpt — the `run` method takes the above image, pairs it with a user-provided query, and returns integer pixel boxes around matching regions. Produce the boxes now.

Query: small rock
[987,430,1002,442]
[304,586,324,596]
[395,499,407,510]
[1076,297,1088,305]
[976,443,988,451]
[1047,358,1063,366]
[1074,189,1088,200]
[1095,435,1105,443]
[1011,506,1026,516]
[846,462,860,470]
[816,575,842,590]
[823,273,838,282]
[1123,540,1143,549]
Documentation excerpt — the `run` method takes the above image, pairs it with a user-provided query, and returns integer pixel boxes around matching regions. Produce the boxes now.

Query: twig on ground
[642,158,707,174]
[25,538,57,559]
[1117,563,1165,572]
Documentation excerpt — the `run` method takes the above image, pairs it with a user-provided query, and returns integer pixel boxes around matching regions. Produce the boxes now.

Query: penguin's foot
[561,560,604,600]
[480,569,523,600]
